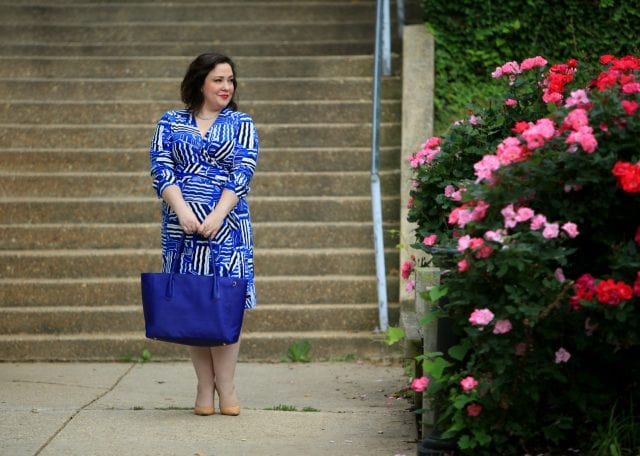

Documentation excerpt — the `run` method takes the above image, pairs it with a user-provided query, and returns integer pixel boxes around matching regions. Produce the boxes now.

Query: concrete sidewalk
[0,361,417,456]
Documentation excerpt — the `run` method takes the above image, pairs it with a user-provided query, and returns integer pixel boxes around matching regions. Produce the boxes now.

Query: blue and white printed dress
[149,107,259,309]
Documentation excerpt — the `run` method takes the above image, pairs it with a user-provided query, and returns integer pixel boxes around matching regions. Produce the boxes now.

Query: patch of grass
[120,348,152,364]
[154,406,192,411]
[131,405,144,410]
[302,406,320,412]
[264,404,298,412]
[330,353,357,362]
[284,340,311,363]
[590,403,640,456]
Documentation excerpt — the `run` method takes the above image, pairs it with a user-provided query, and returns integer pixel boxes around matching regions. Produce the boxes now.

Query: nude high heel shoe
[194,405,215,416]
[217,385,240,416]
[211,342,241,416]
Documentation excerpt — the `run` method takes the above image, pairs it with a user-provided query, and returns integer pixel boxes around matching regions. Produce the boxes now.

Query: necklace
[196,112,217,121]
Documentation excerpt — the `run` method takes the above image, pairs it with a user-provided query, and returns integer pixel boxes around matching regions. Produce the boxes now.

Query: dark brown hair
[181,53,238,112]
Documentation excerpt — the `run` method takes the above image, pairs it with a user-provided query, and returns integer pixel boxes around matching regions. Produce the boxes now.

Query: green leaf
[422,356,451,379]
[453,394,474,409]
[474,430,492,446]
[448,344,470,361]
[458,434,475,449]
[384,326,405,346]
[418,309,441,326]
[428,285,448,302]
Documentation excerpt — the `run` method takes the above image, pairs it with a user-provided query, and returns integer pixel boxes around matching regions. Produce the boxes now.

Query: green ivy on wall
[421,0,640,133]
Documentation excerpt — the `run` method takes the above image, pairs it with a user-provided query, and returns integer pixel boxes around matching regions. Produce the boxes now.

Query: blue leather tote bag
[141,235,246,346]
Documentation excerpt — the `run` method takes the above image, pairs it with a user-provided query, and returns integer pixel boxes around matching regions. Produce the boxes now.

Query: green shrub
[404,54,640,454]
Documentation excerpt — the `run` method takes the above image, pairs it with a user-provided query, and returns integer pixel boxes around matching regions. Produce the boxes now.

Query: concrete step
[0,146,401,173]
[0,248,398,278]
[0,276,400,307]
[0,55,399,78]
[0,331,402,362]
[0,100,400,124]
[0,171,401,198]
[0,303,398,334]
[0,122,401,149]
[2,3,376,23]
[0,100,401,125]
[0,196,401,223]
[0,222,399,250]
[0,77,401,101]
[0,22,375,43]
[0,41,376,57]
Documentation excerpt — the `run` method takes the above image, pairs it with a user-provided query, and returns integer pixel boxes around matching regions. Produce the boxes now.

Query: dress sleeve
[224,113,259,198]
[149,111,177,199]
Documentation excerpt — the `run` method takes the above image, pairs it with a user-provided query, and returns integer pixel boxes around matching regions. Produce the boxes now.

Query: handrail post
[382,0,391,75]
[371,0,389,332]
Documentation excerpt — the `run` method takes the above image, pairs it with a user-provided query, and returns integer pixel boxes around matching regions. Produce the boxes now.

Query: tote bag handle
[166,234,219,300]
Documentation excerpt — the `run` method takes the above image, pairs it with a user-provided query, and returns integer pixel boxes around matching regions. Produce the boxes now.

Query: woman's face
[201,63,234,112]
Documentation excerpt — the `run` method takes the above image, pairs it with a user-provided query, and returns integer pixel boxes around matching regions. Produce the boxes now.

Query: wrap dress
[149,107,259,309]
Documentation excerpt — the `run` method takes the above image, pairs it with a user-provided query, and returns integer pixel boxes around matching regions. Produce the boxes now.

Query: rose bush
[405,55,640,454]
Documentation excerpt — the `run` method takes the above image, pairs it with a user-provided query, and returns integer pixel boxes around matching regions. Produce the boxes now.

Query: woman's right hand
[176,206,201,235]
[161,185,201,235]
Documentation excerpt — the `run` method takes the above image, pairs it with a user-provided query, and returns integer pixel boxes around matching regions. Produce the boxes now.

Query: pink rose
[484,230,505,243]
[469,115,482,126]
[554,267,566,283]
[561,222,579,238]
[566,125,598,154]
[501,204,518,228]
[565,89,590,108]
[504,98,517,107]
[530,214,547,230]
[457,235,472,252]
[555,347,571,364]
[542,223,560,239]
[474,154,501,183]
[411,376,430,392]
[564,108,589,130]
[444,185,456,198]
[520,56,547,71]
[496,136,526,165]
[492,319,512,334]
[500,61,521,75]
[405,280,415,293]
[423,234,437,246]
[466,403,482,417]
[522,118,555,150]
[460,376,479,392]
[469,308,495,326]
[457,259,469,272]
[469,237,484,250]
[515,207,535,222]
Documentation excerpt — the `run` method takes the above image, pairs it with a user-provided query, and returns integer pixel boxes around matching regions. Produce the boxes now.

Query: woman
[149,53,258,416]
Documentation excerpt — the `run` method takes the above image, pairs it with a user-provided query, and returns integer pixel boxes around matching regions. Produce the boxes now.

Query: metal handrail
[372,0,403,332]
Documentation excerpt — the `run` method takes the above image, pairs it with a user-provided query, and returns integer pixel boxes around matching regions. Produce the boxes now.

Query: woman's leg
[188,346,215,415]
[210,341,240,415]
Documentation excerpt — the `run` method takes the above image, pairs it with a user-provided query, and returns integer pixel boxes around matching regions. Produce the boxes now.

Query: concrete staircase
[0,0,404,361]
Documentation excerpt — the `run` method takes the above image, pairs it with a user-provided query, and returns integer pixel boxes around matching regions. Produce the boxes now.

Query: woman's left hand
[198,212,225,239]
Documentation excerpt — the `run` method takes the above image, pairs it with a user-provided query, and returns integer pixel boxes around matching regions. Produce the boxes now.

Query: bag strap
[171,234,217,275]
[167,234,219,300]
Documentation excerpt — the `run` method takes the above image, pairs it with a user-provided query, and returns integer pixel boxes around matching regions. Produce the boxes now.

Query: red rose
[595,279,633,306]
